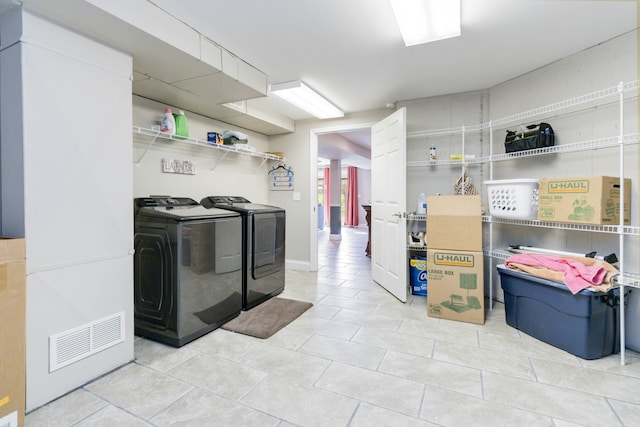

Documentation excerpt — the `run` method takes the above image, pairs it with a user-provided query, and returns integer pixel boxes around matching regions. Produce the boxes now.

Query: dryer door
[134,230,173,327]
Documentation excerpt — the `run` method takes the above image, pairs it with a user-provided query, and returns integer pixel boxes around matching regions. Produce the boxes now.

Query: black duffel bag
[504,122,554,153]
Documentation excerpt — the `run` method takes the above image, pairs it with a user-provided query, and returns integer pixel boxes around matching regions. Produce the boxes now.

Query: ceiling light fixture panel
[390,0,461,46]
[270,80,344,119]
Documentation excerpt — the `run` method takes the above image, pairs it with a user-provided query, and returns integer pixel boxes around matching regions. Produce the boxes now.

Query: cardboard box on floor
[0,238,26,427]
[426,195,484,324]
[538,176,631,225]
[426,195,482,251]
[426,249,485,325]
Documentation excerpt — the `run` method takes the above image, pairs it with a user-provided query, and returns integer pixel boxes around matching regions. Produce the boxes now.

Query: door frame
[309,122,376,271]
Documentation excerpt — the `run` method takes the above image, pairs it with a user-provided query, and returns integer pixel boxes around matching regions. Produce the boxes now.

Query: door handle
[392,212,403,218]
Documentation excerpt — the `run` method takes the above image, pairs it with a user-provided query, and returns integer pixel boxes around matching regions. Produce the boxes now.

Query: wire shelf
[408,133,639,167]
[483,216,640,236]
[132,126,283,165]
[407,80,638,139]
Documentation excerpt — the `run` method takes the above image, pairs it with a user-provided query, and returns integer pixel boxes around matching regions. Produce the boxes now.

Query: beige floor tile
[317,294,379,312]
[134,337,200,372]
[168,353,266,400]
[237,342,331,385]
[397,318,479,346]
[84,364,192,420]
[420,385,554,426]
[351,327,435,358]
[608,400,640,426]
[25,389,108,427]
[241,375,358,426]
[482,371,620,426]
[283,315,360,340]
[340,279,384,291]
[316,362,424,416]
[531,358,640,404]
[299,335,387,369]
[479,331,582,365]
[259,327,313,350]
[75,405,153,426]
[332,308,403,331]
[373,298,429,322]
[351,403,439,426]
[186,328,259,360]
[151,387,279,427]
[379,351,483,397]
[579,351,640,378]
[303,302,342,320]
[433,340,535,380]
[315,282,361,297]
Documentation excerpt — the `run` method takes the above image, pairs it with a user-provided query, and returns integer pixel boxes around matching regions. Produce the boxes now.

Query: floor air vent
[49,311,125,372]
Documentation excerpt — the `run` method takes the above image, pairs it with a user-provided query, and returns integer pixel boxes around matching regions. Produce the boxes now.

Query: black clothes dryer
[200,196,285,310]
[133,197,242,346]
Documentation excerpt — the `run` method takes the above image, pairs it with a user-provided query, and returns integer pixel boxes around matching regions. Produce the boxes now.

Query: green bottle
[173,110,189,138]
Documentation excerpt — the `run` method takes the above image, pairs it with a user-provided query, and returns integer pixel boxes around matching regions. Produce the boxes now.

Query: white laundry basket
[485,179,539,219]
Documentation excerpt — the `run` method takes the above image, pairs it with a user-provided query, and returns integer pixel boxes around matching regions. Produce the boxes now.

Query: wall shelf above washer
[132,126,283,171]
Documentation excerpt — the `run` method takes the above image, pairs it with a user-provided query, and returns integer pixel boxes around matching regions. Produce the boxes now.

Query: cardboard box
[426,195,482,251]
[0,237,26,427]
[426,249,484,325]
[538,176,631,225]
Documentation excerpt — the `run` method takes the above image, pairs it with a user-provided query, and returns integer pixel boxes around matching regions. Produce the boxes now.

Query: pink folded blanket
[505,253,617,294]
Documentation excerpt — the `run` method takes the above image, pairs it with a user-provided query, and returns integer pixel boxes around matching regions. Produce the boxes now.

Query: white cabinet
[408,80,639,362]
[0,9,134,410]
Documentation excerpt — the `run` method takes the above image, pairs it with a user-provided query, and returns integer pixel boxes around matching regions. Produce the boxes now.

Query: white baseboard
[286,259,314,271]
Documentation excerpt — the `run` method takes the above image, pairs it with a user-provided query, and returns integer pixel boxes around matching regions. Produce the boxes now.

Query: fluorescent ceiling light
[270,81,344,119]
[389,0,461,46]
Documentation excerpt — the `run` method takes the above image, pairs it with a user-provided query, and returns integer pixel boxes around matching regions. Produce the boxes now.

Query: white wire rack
[132,126,283,170]
[408,79,639,365]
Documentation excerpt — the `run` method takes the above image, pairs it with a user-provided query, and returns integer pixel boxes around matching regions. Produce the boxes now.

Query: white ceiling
[148,0,637,169]
[150,0,637,118]
[6,0,633,167]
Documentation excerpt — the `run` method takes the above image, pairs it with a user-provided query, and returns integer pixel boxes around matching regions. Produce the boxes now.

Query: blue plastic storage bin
[497,266,622,360]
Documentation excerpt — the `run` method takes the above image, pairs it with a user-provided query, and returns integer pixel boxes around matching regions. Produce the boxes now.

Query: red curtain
[323,167,330,225]
[345,166,359,226]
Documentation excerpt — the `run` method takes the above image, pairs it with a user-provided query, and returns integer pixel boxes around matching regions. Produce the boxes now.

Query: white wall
[401,90,489,209]
[132,96,274,203]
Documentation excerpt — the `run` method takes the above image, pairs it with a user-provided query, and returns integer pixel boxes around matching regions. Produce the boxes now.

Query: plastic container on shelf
[161,107,176,135]
[417,193,426,214]
[484,179,539,219]
[173,110,189,137]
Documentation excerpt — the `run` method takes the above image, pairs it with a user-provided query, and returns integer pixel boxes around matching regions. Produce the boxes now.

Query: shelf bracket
[210,151,230,171]
[257,157,269,170]
[135,131,160,165]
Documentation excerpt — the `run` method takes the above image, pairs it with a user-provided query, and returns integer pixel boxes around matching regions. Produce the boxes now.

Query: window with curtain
[344,166,359,226]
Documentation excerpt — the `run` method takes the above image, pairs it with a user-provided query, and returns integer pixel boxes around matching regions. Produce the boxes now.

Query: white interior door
[371,108,407,302]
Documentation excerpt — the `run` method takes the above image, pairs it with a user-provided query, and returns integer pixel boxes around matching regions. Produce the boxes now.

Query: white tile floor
[25,226,640,426]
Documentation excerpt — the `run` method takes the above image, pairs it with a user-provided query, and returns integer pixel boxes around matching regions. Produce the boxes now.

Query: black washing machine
[200,196,285,310]
[134,197,242,346]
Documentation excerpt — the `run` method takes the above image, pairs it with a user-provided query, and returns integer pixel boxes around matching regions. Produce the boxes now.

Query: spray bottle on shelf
[161,107,176,135]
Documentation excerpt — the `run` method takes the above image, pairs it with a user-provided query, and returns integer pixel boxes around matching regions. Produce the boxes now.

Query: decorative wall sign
[162,158,197,175]
[269,164,294,191]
